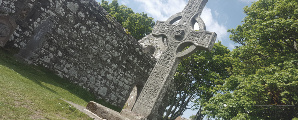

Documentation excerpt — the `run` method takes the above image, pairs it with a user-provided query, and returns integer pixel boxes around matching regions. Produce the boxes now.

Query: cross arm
[182,0,208,16]
[176,31,217,58]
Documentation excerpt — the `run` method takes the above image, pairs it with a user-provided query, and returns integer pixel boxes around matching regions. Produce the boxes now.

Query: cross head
[132,0,217,119]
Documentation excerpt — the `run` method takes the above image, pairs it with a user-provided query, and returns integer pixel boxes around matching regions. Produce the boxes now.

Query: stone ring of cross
[168,10,215,58]
[152,12,215,59]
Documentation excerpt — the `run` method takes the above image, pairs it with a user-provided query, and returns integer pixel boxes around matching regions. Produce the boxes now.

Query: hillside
[0,48,119,119]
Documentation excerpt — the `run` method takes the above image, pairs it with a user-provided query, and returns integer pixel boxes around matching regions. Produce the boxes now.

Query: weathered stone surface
[0,15,17,47]
[175,116,189,120]
[121,109,147,120]
[123,86,138,111]
[2,0,155,109]
[87,101,147,120]
[63,100,103,120]
[0,23,9,36]
[15,17,54,62]
[87,101,130,120]
[133,0,217,119]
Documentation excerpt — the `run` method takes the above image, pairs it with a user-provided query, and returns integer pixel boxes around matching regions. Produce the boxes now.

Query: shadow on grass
[0,48,121,112]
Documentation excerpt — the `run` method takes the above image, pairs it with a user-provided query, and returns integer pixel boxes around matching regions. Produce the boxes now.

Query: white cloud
[214,10,219,18]
[201,7,228,41]
[133,0,227,41]
[229,43,236,50]
[120,0,129,5]
[133,0,187,21]
[239,0,258,3]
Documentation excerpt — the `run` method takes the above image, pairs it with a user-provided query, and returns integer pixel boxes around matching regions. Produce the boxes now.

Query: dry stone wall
[1,0,155,108]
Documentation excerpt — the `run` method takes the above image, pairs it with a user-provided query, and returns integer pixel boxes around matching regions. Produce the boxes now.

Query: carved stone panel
[0,15,17,47]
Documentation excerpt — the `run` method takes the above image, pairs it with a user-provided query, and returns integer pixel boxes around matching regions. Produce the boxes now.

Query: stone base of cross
[132,0,217,119]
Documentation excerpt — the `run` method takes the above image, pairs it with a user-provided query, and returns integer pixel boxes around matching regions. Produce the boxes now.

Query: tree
[163,42,232,120]
[189,115,196,120]
[203,0,298,119]
[99,0,155,40]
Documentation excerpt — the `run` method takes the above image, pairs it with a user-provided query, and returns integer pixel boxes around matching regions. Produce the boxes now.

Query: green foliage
[203,0,298,119]
[228,0,298,53]
[189,115,196,120]
[100,0,155,40]
[164,42,232,119]
[100,0,298,119]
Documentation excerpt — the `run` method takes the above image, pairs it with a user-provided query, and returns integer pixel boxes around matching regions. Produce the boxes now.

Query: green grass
[0,48,121,119]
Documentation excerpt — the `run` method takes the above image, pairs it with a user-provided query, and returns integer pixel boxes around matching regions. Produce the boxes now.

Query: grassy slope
[0,48,120,119]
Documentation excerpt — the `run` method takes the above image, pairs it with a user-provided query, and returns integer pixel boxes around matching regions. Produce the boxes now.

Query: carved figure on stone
[134,0,217,119]
[0,15,17,47]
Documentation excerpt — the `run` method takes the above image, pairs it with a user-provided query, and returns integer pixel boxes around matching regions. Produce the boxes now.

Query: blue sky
[96,0,257,118]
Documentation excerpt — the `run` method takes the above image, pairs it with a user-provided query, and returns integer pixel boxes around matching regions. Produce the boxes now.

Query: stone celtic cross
[132,0,216,119]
